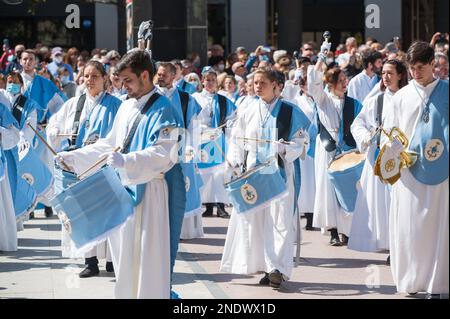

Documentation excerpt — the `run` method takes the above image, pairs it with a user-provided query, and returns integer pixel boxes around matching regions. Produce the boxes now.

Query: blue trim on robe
[337,96,363,154]
[23,74,67,122]
[73,93,122,149]
[177,79,197,95]
[1,103,19,180]
[409,80,449,185]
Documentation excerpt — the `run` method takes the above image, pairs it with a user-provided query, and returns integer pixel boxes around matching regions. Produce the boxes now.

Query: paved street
[0,209,417,299]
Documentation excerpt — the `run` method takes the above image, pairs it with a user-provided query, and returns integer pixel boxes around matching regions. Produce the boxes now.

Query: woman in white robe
[382,42,448,298]
[0,104,20,252]
[220,68,309,288]
[47,61,121,277]
[348,60,408,253]
[307,49,362,245]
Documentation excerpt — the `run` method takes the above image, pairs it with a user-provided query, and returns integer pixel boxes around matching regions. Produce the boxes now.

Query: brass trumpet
[374,126,418,185]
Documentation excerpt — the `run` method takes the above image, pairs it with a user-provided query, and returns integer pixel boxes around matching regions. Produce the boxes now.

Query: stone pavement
[0,209,418,299]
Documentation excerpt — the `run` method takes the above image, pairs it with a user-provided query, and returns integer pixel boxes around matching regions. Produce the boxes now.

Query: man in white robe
[56,49,181,299]
[382,41,448,299]
[346,51,383,104]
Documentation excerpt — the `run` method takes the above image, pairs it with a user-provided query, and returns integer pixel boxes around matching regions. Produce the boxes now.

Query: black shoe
[259,273,270,286]
[426,293,441,299]
[386,255,390,265]
[29,211,34,219]
[106,261,114,273]
[202,209,213,217]
[330,237,342,246]
[217,208,230,218]
[268,269,284,289]
[79,264,100,278]
[305,225,320,231]
[44,206,53,218]
[340,234,349,245]
[408,292,418,296]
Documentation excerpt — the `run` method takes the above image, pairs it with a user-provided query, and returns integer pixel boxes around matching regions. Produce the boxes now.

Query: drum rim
[328,149,366,170]
[224,159,277,186]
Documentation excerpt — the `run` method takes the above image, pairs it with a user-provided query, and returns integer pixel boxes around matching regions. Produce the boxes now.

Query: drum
[197,129,226,171]
[224,160,288,214]
[54,165,78,196]
[181,162,203,216]
[328,150,366,212]
[18,144,54,197]
[14,176,37,218]
[50,166,135,250]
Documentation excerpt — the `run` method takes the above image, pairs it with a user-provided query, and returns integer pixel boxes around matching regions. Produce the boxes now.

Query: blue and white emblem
[424,139,444,162]
[241,183,258,204]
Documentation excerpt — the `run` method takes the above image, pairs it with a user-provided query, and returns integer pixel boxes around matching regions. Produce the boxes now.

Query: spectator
[184,72,202,92]
[0,39,14,73]
[224,53,238,75]
[434,52,449,80]
[231,61,247,78]
[4,44,25,74]
[57,66,77,98]
[47,47,74,81]
[208,55,226,73]
[64,47,79,73]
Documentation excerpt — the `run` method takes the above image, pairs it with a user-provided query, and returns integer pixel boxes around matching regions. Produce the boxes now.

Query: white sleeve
[118,126,178,185]
[21,109,37,143]
[307,65,329,111]
[282,128,310,163]
[351,99,375,153]
[0,125,20,150]
[47,99,71,150]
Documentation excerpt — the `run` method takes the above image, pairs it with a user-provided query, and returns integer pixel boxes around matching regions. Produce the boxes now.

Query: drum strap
[376,93,384,150]
[218,94,227,132]
[178,89,189,128]
[12,95,27,125]
[122,92,161,154]
[181,80,187,91]
[70,93,87,147]
[342,95,357,148]
[276,102,293,169]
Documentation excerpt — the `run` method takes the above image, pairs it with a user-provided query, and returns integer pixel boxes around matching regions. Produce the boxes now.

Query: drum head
[329,151,366,172]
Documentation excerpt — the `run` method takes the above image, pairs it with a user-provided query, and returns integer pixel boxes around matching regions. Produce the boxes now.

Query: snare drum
[50,166,135,250]
[224,160,288,214]
[18,144,54,197]
[14,176,37,218]
[328,150,366,212]
[197,129,226,171]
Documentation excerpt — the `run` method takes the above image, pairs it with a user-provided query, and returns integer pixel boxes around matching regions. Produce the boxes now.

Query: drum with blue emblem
[18,144,54,197]
[14,176,37,218]
[50,166,135,250]
[328,150,366,212]
[224,160,288,214]
[197,129,226,171]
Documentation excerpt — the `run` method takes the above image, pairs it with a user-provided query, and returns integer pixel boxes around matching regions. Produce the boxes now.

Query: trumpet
[374,126,418,185]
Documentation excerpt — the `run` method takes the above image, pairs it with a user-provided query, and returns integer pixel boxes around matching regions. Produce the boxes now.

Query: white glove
[277,138,287,155]
[18,139,30,153]
[47,127,59,140]
[105,151,125,168]
[390,137,404,157]
[137,20,153,41]
[55,151,75,171]
[226,119,235,129]
[320,41,332,54]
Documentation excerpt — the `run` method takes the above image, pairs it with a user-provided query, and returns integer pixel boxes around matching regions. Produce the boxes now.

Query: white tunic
[348,90,394,252]
[220,97,307,279]
[66,90,176,298]
[307,66,353,235]
[192,90,231,204]
[347,70,380,104]
[0,124,20,252]
[290,93,316,213]
[383,79,449,295]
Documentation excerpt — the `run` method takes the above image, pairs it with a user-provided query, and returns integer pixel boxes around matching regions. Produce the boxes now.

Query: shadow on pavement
[18,238,61,248]
[203,226,228,235]
[300,257,388,268]
[180,237,225,247]
[173,271,252,285]
[178,251,222,262]
[279,280,398,296]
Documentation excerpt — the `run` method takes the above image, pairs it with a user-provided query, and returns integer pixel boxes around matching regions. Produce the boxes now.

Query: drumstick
[236,136,294,145]
[57,133,78,137]
[78,146,121,180]
[27,123,72,172]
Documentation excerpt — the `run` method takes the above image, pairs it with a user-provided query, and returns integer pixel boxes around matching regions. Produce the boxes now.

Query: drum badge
[22,173,35,186]
[200,149,209,163]
[57,211,72,234]
[162,128,170,137]
[185,176,190,192]
[384,159,396,173]
[241,183,258,205]
[424,139,444,162]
